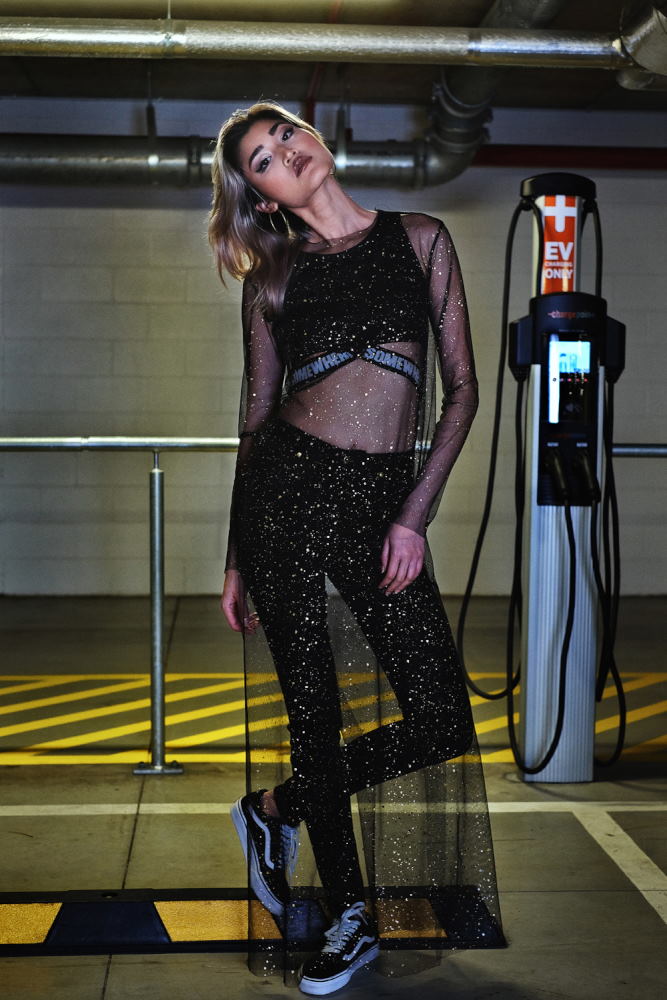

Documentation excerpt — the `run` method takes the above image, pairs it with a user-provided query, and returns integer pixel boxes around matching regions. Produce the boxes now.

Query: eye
[257,154,271,174]
[281,125,294,141]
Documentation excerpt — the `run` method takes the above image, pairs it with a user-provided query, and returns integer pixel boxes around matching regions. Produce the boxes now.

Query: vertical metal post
[134,451,183,775]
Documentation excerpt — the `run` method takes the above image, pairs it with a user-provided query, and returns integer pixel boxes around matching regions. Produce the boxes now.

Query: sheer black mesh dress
[225,210,505,982]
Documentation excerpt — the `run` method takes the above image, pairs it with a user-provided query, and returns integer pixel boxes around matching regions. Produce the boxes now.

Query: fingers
[242,610,260,634]
[379,555,423,594]
[220,585,260,634]
[379,524,425,595]
[379,548,423,593]
[221,593,243,632]
[380,536,389,574]
[221,599,260,633]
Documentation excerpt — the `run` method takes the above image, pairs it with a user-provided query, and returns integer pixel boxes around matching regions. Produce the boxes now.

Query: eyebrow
[248,120,284,170]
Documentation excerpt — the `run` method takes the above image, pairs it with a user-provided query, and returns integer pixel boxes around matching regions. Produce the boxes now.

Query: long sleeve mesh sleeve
[225,279,285,572]
[392,220,479,536]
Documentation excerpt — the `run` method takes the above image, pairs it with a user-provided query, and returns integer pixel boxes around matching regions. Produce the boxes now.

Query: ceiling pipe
[616,1,667,91]
[1,135,665,188]
[0,16,626,68]
[418,0,572,187]
[0,134,211,186]
[2,4,666,188]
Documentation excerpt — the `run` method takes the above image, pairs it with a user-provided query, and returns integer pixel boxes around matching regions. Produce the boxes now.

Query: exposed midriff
[277,340,422,452]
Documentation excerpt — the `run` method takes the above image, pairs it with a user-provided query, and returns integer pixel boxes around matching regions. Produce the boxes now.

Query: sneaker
[298,900,379,996]
[230,789,300,919]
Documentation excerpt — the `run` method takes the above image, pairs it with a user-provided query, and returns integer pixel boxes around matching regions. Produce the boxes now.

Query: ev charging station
[458,173,626,783]
[510,174,625,781]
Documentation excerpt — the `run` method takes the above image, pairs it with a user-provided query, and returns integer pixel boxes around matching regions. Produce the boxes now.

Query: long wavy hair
[208,101,331,319]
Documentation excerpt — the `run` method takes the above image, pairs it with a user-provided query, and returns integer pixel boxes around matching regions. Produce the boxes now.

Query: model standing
[209,101,499,995]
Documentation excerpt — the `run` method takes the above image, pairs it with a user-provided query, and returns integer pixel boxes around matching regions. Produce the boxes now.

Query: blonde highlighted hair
[208,101,330,318]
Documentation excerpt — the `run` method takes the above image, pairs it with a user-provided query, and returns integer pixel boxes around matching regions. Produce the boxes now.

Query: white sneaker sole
[298,942,380,996]
[230,798,285,919]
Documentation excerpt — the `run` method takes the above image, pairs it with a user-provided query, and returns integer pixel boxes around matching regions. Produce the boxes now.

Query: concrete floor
[1,596,665,999]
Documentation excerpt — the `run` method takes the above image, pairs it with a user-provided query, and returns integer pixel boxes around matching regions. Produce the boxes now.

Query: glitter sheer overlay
[225,211,505,982]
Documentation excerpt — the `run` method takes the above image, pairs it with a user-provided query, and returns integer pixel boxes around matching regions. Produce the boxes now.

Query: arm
[225,278,285,574]
[379,220,478,595]
[393,220,479,537]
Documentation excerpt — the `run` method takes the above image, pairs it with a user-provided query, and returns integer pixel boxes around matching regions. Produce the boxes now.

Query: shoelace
[279,823,300,878]
[321,901,367,954]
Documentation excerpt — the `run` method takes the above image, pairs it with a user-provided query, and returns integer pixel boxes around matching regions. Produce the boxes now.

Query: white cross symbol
[542,195,578,232]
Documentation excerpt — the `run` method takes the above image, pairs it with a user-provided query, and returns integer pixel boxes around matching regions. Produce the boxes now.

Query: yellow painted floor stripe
[595,699,667,734]
[0,746,662,765]
[1,671,664,763]
[167,688,401,749]
[599,675,667,697]
[0,678,149,718]
[624,733,667,755]
[1,673,151,682]
[0,678,87,697]
[474,712,519,735]
[0,680,249,740]
[8,675,382,750]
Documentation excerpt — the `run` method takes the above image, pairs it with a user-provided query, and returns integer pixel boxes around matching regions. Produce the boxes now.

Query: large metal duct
[617,1,667,90]
[1,3,666,187]
[0,15,625,66]
[394,0,573,186]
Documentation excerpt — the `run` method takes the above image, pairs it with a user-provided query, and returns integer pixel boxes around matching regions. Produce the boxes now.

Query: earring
[267,210,289,235]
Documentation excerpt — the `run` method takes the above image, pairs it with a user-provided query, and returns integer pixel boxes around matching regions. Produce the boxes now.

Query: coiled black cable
[592,382,626,765]
[583,199,626,765]
[456,197,542,699]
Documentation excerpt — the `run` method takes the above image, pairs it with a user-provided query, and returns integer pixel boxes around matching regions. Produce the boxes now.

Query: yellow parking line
[22,686,292,751]
[0,678,87,697]
[0,680,247,740]
[624,733,667,755]
[169,688,402,749]
[595,700,667,734]
[0,674,94,695]
[600,674,667,698]
[166,713,288,748]
[474,712,518,735]
[0,679,149,717]
[0,673,149,681]
[0,749,290,765]
[480,750,515,762]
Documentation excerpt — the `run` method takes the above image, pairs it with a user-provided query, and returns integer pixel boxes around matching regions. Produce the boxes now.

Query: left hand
[379,522,425,595]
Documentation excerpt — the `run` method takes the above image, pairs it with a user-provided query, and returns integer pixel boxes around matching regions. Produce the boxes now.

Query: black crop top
[274,211,429,395]
[225,210,478,572]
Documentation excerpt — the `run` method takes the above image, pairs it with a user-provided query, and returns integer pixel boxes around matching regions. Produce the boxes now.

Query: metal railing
[0,437,236,775]
[0,436,665,775]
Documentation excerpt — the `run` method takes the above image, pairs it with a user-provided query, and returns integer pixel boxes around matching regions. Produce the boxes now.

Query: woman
[209,101,502,995]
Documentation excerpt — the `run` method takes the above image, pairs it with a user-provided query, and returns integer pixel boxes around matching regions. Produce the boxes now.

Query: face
[237,118,334,212]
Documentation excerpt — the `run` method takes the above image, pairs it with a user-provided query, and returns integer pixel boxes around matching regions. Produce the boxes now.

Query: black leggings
[237,416,474,914]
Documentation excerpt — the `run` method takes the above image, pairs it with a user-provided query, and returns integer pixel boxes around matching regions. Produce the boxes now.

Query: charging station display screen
[548,338,592,424]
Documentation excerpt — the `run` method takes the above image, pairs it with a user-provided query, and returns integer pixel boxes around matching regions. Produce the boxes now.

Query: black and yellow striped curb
[0,887,505,955]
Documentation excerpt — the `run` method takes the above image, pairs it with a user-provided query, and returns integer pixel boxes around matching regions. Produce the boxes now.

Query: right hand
[221,569,260,634]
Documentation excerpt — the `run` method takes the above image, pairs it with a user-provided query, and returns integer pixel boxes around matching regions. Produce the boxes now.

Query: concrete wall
[1,100,665,594]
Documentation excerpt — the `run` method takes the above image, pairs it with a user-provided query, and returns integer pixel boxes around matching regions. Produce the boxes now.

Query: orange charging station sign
[540,194,578,294]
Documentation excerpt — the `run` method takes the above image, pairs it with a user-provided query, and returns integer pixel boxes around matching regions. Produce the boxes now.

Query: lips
[293,154,311,177]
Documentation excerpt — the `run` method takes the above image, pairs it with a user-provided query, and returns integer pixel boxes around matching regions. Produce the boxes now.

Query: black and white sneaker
[298,901,380,996]
[230,789,300,919]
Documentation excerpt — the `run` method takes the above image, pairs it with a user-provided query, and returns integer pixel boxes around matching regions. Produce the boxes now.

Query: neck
[291,177,376,242]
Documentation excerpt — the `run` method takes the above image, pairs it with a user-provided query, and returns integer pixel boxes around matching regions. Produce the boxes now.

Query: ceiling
[1,0,666,112]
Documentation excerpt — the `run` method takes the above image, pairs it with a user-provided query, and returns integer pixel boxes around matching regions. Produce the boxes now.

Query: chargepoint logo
[547,311,596,320]
[541,195,578,293]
